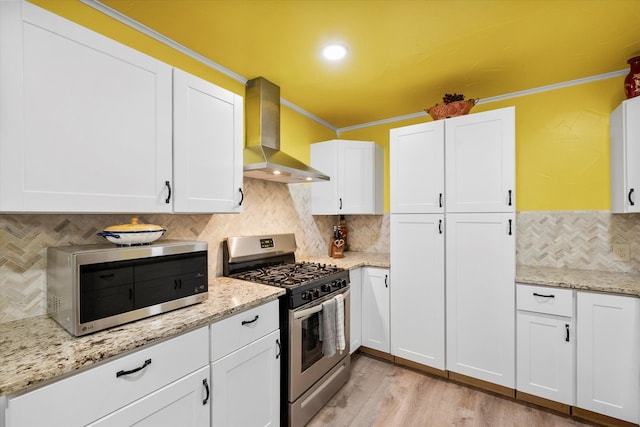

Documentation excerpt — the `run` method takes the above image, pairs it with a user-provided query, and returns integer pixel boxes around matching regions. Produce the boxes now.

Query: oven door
[288,289,350,401]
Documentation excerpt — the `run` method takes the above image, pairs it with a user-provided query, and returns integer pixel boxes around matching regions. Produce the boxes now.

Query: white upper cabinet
[311,140,384,215]
[445,107,515,213]
[173,69,243,213]
[610,96,640,213]
[0,1,173,213]
[0,2,243,214]
[390,121,445,213]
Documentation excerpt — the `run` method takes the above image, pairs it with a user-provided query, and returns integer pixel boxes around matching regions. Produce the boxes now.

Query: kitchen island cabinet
[310,140,383,215]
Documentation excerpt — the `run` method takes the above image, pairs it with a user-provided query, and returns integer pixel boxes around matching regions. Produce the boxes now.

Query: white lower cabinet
[5,327,209,427]
[88,366,210,427]
[209,300,280,427]
[361,267,390,353]
[576,292,640,424]
[516,284,575,405]
[445,213,515,388]
[390,214,445,369]
[349,267,363,354]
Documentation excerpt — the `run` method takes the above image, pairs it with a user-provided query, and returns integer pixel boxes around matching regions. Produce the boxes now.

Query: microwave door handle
[292,289,351,320]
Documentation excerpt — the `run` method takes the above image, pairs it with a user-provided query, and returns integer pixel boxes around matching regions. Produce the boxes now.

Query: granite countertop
[517,265,640,297]
[299,251,390,270]
[0,278,284,397]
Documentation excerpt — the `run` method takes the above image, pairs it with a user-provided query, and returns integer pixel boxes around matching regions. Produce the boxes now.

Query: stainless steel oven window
[289,289,350,401]
[301,312,323,371]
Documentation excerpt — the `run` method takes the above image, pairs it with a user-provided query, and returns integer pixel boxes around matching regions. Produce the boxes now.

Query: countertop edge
[0,278,284,397]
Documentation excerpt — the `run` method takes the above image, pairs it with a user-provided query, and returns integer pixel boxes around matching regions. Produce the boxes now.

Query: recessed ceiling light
[322,44,347,61]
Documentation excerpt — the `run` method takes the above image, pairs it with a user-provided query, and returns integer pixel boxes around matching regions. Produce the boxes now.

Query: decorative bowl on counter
[426,98,478,120]
[97,217,166,246]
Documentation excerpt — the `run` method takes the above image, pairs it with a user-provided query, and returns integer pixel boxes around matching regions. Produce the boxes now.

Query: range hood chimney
[243,77,330,183]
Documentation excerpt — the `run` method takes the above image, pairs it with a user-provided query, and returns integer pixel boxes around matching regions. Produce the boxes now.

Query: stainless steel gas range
[223,234,351,427]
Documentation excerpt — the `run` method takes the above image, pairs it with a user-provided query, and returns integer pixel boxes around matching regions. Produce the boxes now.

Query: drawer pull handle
[202,378,210,405]
[116,358,151,378]
[439,193,443,208]
[241,315,259,326]
[629,188,635,206]
[533,292,555,298]
[384,274,388,288]
[565,324,570,342]
[276,339,281,359]
[238,188,244,206]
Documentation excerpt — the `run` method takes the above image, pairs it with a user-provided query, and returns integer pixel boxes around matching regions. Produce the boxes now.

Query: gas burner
[234,262,344,288]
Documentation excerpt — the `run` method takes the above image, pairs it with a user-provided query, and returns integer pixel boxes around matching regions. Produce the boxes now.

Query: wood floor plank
[307,353,597,427]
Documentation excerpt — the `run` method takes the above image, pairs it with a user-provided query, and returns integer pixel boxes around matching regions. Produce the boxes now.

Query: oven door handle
[293,289,350,320]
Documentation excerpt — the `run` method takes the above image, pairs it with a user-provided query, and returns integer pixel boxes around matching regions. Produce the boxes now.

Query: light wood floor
[307,353,596,427]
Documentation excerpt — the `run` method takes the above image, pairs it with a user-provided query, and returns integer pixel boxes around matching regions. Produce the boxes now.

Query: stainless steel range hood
[244,77,330,183]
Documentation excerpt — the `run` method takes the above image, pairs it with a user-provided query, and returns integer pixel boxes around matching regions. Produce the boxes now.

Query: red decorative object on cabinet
[624,56,640,99]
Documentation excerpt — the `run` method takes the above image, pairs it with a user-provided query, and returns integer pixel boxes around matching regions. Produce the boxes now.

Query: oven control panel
[290,277,349,308]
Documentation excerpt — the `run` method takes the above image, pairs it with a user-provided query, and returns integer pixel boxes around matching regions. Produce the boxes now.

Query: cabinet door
[211,330,280,427]
[390,121,445,213]
[87,366,210,427]
[338,141,382,214]
[576,292,639,424]
[445,107,515,213]
[349,267,363,354]
[610,96,640,213]
[0,2,172,213]
[446,213,515,388]
[173,69,243,213]
[6,327,209,427]
[390,214,445,369]
[361,267,390,353]
[310,140,383,215]
[516,312,575,405]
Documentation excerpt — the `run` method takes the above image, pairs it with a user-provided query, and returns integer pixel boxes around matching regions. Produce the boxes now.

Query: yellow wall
[30,0,627,213]
[342,77,626,212]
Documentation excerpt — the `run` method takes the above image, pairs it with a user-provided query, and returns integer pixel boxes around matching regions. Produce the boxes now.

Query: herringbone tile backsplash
[0,179,389,323]
[2,180,640,323]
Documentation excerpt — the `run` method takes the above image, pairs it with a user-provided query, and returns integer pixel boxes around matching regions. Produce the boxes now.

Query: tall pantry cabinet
[390,107,516,388]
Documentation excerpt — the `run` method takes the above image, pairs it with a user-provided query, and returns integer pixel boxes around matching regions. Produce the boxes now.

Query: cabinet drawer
[210,300,279,361]
[7,327,208,427]
[517,284,573,317]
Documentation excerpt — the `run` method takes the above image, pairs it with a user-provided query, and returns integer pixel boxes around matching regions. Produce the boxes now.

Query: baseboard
[393,356,447,379]
[572,407,638,427]
[515,391,571,415]
[358,346,394,362]
[447,371,516,399]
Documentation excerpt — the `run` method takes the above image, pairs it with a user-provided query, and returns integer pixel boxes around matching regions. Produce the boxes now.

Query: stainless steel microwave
[47,240,208,336]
